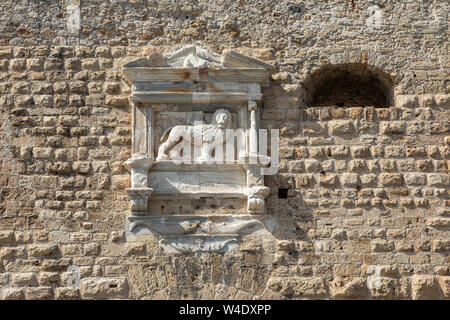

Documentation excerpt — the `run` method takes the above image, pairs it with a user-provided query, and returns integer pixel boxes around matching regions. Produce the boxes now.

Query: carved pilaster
[248,100,258,163]
[125,153,154,215]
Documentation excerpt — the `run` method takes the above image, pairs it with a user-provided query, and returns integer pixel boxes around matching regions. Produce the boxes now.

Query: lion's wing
[192,125,223,143]
[185,111,204,125]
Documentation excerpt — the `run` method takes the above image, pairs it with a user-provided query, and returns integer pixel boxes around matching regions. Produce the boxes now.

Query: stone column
[244,101,270,213]
[124,153,154,215]
[248,100,258,164]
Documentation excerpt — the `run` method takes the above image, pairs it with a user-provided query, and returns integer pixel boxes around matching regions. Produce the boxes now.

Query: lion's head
[212,109,232,129]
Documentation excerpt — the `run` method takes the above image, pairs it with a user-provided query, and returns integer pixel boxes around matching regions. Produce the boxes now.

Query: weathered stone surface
[292,278,328,298]
[340,173,359,187]
[80,277,128,299]
[330,277,367,299]
[396,95,419,108]
[428,174,449,187]
[11,272,38,286]
[55,287,81,300]
[404,173,427,186]
[28,244,59,258]
[439,276,450,298]
[329,120,356,135]
[427,218,450,228]
[0,231,15,243]
[411,275,441,300]
[267,277,327,298]
[380,122,406,135]
[0,0,447,301]
[38,272,60,286]
[319,174,339,187]
[25,287,53,300]
[2,288,24,300]
[302,123,327,136]
[379,173,404,187]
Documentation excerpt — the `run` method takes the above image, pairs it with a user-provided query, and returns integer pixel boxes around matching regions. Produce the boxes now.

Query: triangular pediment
[123,45,274,70]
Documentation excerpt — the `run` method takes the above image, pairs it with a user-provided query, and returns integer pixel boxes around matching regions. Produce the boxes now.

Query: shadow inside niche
[302,63,394,108]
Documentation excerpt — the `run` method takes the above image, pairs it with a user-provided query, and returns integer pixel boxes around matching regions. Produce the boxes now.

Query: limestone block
[379,173,404,187]
[428,174,449,187]
[11,272,38,286]
[351,146,371,158]
[31,82,53,94]
[329,120,356,135]
[80,277,128,299]
[349,159,368,172]
[380,122,406,135]
[82,58,99,70]
[439,276,450,298]
[418,95,435,108]
[340,173,359,187]
[395,95,419,108]
[295,174,315,187]
[319,174,339,187]
[330,145,350,158]
[38,272,60,286]
[434,94,450,108]
[427,218,450,228]
[302,122,327,136]
[277,240,295,252]
[44,58,63,71]
[0,231,15,243]
[25,287,53,300]
[292,277,328,298]
[10,59,26,71]
[28,244,59,258]
[2,288,24,300]
[304,159,321,172]
[64,58,81,70]
[371,240,394,252]
[411,275,441,300]
[0,247,26,259]
[55,287,80,300]
[432,239,450,253]
[309,146,327,159]
[404,173,427,186]
[12,82,30,94]
[330,277,367,299]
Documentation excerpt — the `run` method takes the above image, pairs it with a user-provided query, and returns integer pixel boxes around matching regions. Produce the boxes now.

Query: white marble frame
[122,47,273,252]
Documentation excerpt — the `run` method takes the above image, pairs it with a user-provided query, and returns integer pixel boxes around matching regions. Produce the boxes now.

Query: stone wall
[0,0,448,299]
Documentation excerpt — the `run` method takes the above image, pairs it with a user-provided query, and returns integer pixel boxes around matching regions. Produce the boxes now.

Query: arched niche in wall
[302,64,394,108]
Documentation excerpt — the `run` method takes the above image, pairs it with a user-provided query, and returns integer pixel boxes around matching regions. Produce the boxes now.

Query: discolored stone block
[411,275,441,300]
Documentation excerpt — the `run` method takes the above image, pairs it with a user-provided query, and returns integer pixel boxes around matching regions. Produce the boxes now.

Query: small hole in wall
[278,188,289,199]
[109,284,118,288]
